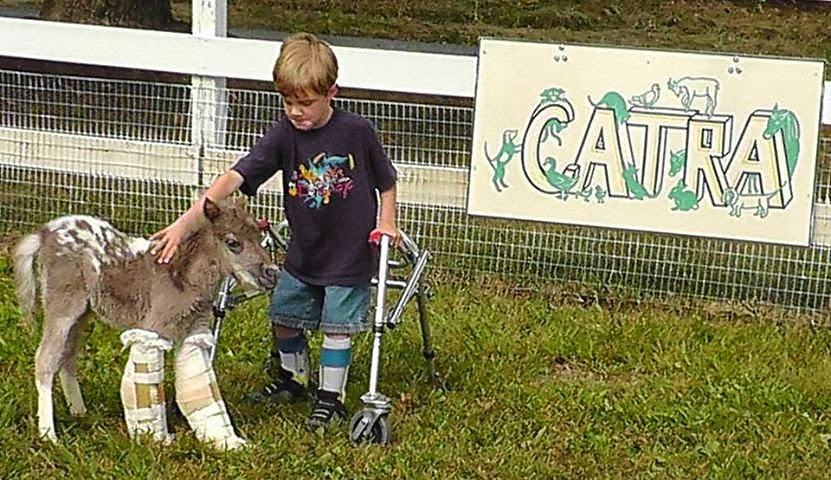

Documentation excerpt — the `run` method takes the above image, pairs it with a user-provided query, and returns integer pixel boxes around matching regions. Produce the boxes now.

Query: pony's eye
[225,237,242,253]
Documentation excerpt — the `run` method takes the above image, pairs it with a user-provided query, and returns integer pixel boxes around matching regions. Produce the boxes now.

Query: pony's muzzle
[259,264,279,289]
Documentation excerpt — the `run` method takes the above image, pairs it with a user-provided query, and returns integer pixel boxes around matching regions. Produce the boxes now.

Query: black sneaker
[307,390,347,431]
[263,352,282,381]
[246,367,311,403]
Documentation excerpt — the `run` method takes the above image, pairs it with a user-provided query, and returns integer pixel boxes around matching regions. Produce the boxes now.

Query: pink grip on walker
[368,229,384,245]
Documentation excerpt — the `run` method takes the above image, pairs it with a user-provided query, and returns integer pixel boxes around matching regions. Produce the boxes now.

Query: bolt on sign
[467,38,825,246]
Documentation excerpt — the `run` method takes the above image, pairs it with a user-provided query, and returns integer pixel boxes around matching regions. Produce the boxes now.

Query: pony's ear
[203,197,221,223]
[233,195,248,208]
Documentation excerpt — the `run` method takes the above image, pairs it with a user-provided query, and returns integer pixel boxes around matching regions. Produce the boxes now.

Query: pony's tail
[13,233,41,327]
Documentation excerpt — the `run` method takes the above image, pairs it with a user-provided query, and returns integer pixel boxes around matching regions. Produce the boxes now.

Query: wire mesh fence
[1,68,830,312]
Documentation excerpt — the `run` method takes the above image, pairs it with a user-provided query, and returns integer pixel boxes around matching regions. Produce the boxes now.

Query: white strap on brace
[132,371,164,384]
[120,329,173,443]
[188,401,230,424]
[126,406,167,422]
[121,329,174,353]
[175,333,246,450]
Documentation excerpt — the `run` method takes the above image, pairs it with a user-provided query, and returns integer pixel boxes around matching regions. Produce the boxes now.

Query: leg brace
[277,333,310,387]
[175,332,246,450]
[120,329,173,443]
[319,334,352,400]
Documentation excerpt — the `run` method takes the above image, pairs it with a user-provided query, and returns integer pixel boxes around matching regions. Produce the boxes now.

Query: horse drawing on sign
[762,105,800,177]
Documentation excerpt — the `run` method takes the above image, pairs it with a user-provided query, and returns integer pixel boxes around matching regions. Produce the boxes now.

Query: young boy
[151,32,399,431]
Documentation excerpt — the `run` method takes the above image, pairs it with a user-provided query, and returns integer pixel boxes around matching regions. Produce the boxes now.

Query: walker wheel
[349,411,391,445]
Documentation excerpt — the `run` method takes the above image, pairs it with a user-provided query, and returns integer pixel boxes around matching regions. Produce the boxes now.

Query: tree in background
[39,0,181,30]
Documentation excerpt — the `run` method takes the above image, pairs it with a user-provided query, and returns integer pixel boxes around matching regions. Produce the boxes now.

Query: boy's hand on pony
[150,221,189,264]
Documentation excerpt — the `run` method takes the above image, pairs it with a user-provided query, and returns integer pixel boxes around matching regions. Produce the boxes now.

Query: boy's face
[282,85,337,131]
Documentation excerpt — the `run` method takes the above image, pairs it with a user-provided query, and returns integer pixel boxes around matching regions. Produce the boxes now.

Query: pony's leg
[35,335,62,442]
[35,299,88,441]
[59,313,91,416]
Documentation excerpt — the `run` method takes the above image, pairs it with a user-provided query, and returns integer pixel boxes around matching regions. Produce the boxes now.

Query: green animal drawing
[543,157,577,192]
[762,105,800,177]
[595,186,607,204]
[629,83,661,109]
[485,129,521,192]
[588,91,630,124]
[540,87,566,104]
[622,165,658,200]
[669,149,686,177]
[668,179,699,211]
[578,189,592,202]
[543,157,591,201]
[541,118,568,146]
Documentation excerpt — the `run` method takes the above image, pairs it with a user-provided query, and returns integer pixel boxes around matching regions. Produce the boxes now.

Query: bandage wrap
[175,333,246,450]
[119,329,173,443]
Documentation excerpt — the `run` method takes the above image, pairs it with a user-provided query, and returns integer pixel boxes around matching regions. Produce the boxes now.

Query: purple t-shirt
[232,108,397,286]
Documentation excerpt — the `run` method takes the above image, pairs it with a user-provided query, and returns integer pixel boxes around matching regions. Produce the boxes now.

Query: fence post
[190,0,228,185]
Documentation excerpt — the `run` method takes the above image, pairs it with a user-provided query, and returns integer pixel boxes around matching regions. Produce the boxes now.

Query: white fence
[1,12,831,312]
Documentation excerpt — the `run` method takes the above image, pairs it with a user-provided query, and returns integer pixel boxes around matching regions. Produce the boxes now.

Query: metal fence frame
[1,11,831,312]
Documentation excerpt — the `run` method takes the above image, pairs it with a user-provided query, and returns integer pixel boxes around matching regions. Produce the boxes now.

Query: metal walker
[210,218,438,444]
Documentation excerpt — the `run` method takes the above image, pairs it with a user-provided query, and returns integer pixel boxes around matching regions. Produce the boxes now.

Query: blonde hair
[273,33,338,97]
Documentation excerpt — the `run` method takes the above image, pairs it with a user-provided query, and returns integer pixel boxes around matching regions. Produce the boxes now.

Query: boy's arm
[150,170,244,263]
[374,185,400,245]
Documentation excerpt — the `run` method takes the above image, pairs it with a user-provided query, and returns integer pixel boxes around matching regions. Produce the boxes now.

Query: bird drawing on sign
[629,83,661,109]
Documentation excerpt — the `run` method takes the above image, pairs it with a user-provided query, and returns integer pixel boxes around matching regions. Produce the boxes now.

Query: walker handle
[368,228,387,245]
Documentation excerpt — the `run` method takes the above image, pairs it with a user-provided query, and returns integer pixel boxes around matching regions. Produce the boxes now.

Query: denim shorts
[268,270,372,334]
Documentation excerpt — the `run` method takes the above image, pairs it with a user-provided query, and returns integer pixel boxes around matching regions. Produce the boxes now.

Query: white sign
[468,38,825,246]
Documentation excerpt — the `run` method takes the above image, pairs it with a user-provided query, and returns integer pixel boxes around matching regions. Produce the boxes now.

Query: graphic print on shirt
[288,152,356,209]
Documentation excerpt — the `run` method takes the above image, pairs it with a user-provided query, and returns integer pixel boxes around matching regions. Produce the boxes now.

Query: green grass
[4,250,831,478]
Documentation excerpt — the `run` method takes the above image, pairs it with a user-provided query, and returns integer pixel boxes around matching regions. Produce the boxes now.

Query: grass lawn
[3,245,831,478]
